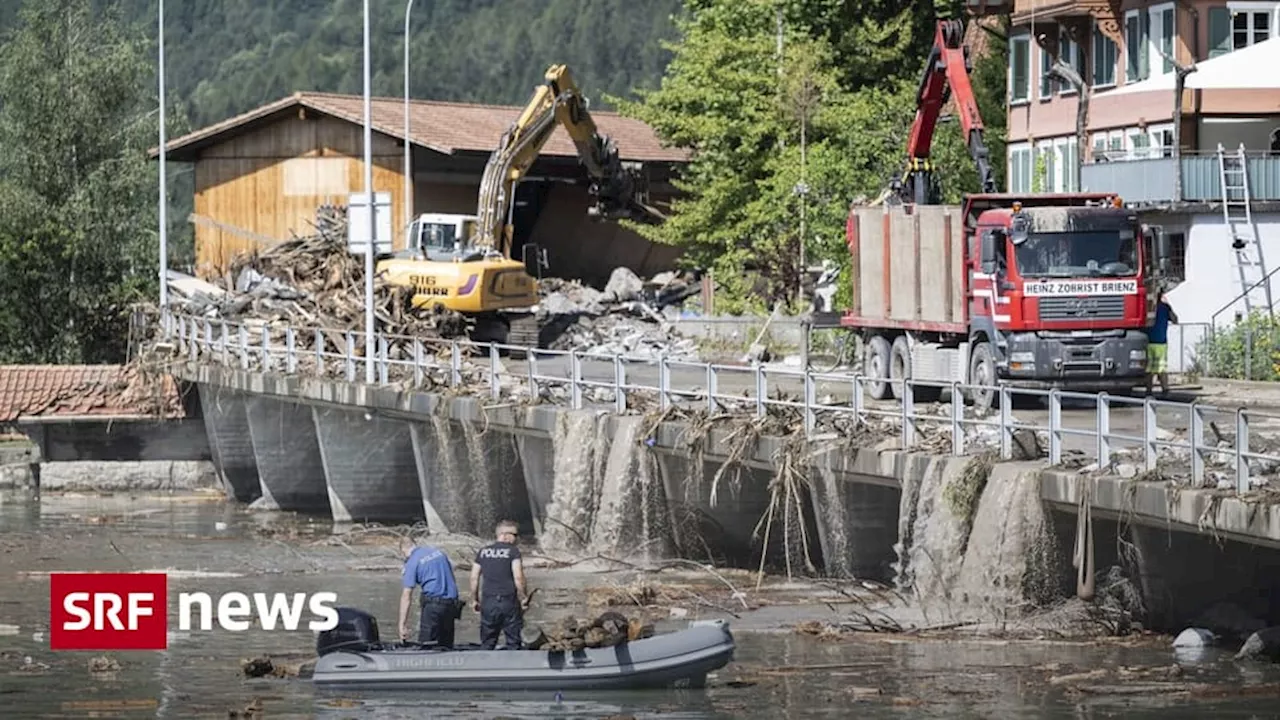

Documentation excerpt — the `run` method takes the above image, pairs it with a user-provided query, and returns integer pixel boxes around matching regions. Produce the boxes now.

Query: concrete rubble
[537,268,701,361]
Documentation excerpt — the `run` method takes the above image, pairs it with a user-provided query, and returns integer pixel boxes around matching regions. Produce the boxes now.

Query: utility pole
[157,0,168,318]
[403,0,416,244]
[362,0,376,384]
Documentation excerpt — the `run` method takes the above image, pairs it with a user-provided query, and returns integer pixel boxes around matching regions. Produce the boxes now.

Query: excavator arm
[893,19,996,205]
[474,64,658,257]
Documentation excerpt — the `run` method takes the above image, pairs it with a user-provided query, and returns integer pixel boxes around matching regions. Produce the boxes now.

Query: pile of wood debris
[171,206,470,339]
[523,611,655,652]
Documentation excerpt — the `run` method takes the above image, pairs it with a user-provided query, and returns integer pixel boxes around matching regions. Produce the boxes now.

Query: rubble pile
[538,268,702,361]
[170,207,471,339]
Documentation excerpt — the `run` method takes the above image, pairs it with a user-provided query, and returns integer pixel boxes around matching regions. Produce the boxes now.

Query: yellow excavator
[375,64,662,344]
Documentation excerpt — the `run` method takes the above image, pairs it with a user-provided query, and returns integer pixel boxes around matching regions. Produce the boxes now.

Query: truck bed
[841,204,969,334]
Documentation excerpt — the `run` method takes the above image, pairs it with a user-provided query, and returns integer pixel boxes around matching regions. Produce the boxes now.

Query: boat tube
[311,607,735,691]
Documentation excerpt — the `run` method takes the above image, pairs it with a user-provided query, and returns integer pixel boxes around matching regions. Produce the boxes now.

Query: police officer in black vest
[469,519,529,649]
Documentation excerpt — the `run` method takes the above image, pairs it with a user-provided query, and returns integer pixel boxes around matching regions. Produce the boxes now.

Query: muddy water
[2,492,1279,719]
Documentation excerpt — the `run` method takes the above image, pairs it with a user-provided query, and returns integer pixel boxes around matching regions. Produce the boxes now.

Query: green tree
[0,0,186,363]
[613,0,1001,312]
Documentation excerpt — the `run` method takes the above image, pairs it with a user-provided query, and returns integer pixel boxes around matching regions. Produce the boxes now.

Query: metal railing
[156,310,1280,494]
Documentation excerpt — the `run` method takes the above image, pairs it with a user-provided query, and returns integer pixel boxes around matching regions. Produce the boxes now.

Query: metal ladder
[1218,142,1272,315]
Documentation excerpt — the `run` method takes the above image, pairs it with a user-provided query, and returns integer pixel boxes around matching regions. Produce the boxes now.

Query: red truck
[838,20,1173,409]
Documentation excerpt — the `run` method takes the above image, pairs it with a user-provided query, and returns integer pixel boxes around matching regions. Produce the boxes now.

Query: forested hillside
[114,0,684,128]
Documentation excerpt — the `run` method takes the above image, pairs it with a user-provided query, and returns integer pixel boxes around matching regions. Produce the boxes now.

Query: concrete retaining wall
[170,360,1280,631]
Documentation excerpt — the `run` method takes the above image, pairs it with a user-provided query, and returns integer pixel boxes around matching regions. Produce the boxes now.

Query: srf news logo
[49,572,339,651]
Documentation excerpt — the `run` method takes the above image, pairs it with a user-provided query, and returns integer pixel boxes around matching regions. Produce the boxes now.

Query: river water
[1,491,1278,719]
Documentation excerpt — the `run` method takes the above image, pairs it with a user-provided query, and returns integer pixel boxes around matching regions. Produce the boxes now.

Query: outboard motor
[316,607,380,656]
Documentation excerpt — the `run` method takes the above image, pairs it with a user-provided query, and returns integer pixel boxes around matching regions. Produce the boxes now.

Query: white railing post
[238,324,249,369]
[345,332,355,382]
[1190,401,1205,486]
[413,340,425,387]
[286,326,297,373]
[1095,392,1111,470]
[1143,397,1158,471]
[450,342,462,387]
[528,351,539,401]
[901,379,915,449]
[803,368,816,436]
[1048,389,1062,465]
[950,382,964,455]
[378,335,389,384]
[754,365,766,417]
[659,354,671,411]
[1236,408,1251,493]
[570,351,583,410]
[999,385,1013,459]
[489,344,501,400]
[705,363,717,413]
[613,355,626,413]
[314,328,324,376]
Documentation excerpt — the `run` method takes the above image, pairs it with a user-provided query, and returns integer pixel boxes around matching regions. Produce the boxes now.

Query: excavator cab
[403,213,478,261]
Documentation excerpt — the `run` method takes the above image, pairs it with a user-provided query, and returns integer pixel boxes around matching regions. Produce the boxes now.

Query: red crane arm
[896,19,996,204]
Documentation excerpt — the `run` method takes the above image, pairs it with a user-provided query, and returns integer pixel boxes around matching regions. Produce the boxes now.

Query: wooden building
[154,91,690,285]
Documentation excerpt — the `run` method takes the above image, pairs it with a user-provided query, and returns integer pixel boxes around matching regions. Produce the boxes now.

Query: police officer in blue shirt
[397,536,460,647]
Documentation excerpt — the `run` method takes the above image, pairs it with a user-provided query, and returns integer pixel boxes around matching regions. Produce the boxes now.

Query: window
[1148,124,1175,158]
[1058,30,1085,93]
[1210,3,1279,57]
[1234,6,1273,48]
[1040,47,1055,98]
[1035,137,1079,191]
[1125,9,1151,82]
[1151,3,1176,74]
[1092,22,1118,87]
[1166,232,1187,280]
[1010,34,1031,103]
[1008,143,1033,192]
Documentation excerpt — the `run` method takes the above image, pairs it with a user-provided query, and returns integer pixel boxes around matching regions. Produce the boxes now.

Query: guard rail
[156,310,1280,493]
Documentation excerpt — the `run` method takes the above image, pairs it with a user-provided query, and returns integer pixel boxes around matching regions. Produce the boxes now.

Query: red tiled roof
[153,91,691,164]
[0,365,185,423]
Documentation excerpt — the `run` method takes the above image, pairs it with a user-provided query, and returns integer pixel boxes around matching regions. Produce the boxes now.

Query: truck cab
[969,194,1165,390]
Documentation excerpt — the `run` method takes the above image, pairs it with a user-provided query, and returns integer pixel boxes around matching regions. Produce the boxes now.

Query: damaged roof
[152,91,691,164]
[0,365,186,423]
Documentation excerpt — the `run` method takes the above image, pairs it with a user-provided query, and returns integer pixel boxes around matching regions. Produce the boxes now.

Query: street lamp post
[158,0,168,317]
[362,0,375,384]
[403,0,416,242]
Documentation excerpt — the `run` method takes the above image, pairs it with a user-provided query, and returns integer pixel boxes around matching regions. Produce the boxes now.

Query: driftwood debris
[176,206,471,340]
[523,611,655,652]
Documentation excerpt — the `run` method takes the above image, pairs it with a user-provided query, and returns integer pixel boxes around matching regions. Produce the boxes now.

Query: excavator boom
[475,64,657,257]
[894,19,996,205]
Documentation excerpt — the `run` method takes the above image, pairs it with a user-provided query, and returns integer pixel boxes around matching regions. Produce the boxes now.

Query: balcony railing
[1080,151,1280,204]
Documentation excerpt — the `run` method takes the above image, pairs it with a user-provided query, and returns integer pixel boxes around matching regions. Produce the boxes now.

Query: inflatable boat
[311,607,735,691]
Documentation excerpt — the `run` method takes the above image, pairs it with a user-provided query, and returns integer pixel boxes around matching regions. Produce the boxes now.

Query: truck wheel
[967,341,998,411]
[864,335,893,400]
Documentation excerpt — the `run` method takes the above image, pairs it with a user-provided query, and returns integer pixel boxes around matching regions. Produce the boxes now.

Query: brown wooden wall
[192,114,407,278]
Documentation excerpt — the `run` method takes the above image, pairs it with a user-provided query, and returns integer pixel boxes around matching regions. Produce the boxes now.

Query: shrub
[1193,310,1280,381]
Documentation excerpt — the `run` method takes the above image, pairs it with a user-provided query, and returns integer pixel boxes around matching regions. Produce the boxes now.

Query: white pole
[158,0,168,312]
[403,0,415,244]
[363,0,375,384]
